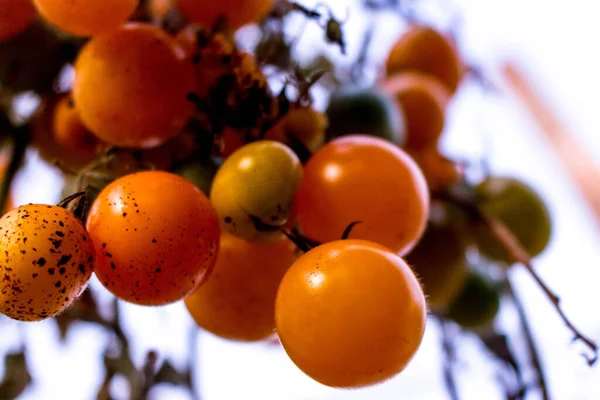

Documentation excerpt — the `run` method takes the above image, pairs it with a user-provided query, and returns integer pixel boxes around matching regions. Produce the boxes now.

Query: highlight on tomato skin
[275,239,427,388]
[85,170,221,306]
[294,134,429,256]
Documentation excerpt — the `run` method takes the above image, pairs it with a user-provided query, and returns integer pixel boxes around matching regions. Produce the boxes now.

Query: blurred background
[2,0,600,399]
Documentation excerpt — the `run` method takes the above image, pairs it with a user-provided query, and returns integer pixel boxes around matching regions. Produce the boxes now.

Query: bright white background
[2,0,600,399]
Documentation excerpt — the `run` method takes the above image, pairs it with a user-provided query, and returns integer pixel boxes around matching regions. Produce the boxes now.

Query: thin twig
[136,351,159,400]
[440,190,598,364]
[505,280,551,400]
[437,317,461,400]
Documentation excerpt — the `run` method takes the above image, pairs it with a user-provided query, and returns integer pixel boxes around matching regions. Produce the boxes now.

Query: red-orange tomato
[0,0,36,42]
[53,95,104,157]
[275,240,427,388]
[294,135,429,256]
[176,0,274,30]
[86,171,220,306]
[185,232,298,341]
[73,23,196,148]
[386,25,463,93]
[33,0,137,37]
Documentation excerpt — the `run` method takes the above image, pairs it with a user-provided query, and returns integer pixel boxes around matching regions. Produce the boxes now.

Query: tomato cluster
[0,0,554,391]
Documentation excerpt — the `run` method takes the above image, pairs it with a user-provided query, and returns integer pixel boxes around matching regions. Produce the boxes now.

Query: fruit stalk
[438,317,461,400]
[0,126,29,213]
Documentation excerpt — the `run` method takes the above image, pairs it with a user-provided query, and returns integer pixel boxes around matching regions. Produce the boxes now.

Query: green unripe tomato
[210,140,303,241]
[325,86,406,145]
[446,271,501,329]
[472,177,552,265]
[174,156,222,195]
[405,221,468,311]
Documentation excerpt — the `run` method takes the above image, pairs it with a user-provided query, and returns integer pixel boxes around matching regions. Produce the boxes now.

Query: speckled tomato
[294,135,429,256]
[210,141,303,242]
[86,171,220,306]
[275,240,427,388]
[185,232,299,341]
[0,204,95,322]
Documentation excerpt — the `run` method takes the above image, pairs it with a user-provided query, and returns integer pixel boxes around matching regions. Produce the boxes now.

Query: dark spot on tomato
[110,262,116,270]
[55,231,64,237]
[78,264,86,274]
[59,267,66,275]
[55,281,61,288]
[37,257,47,266]
[224,217,232,223]
[48,268,55,275]
[57,255,72,267]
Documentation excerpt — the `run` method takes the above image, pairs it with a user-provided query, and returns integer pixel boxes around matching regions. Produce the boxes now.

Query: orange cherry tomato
[33,0,137,37]
[0,0,36,42]
[53,95,104,157]
[407,148,463,190]
[185,232,298,341]
[73,23,196,148]
[86,171,220,306]
[294,135,429,255]
[381,71,451,150]
[148,0,174,19]
[0,204,95,321]
[386,25,463,93]
[275,239,427,388]
[176,0,274,30]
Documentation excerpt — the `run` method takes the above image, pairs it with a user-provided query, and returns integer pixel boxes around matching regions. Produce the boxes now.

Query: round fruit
[386,25,462,93]
[381,72,451,150]
[210,141,303,241]
[32,95,100,171]
[33,0,138,37]
[176,0,274,30]
[218,127,245,158]
[446,271,501,328]
[0,21,65,93]
[86,171,220,306]
[0,204,95,321]
[149,0,174,19]
[275,239,427,388]
[53,95,104,157]
[73,23,196,148]
[472,177,552,265]
[325,87,405,144]
[185,232,298,341]
[407,148,463,190]
[294,135,429,256]
[0,0,36,42]
[174,156,222,195]
[264,107,327,153]
[405,221,468,310]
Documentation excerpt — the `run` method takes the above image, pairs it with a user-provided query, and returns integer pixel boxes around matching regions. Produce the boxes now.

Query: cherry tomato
[53,95,105,157]
[264,107,327,153]
[381,71,451,150]
[0,204,95,321]
[294,135,429,255]
[405,219,468,310]
[176,0,274,30]
[325,87,405,144]
[218,127,245,158]
[33,0,137,37]
[0,0,36,42]
[275,239,427,388]
[148,0,174,19]
[472,177,552,265]
[386,25,463,93]
[407,148,463,190]
[86,171,220,306]
[185,232,298,341]
[73,23,196,148]
[446,271,501,328]
[210,141,303,242]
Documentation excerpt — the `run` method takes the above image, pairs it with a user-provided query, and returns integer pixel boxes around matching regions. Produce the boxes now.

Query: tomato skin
[264,107,327,153]
[0,204,95,322]
[53,95,104,157]
[73,23,196,149]
[185,232,298,341]
[0,0,36,42]
[294,135,429,255]
[210,141,303,242]
[86,171,220,306]
[386,26,462,93]
[176,0,274,30]
[275,239,427,388]
[33,0,137,37]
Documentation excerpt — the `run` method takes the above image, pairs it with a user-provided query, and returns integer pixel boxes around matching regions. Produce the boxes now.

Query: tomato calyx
[281,221,362,254]
[341,220,361,240]
[57,190,87,222]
